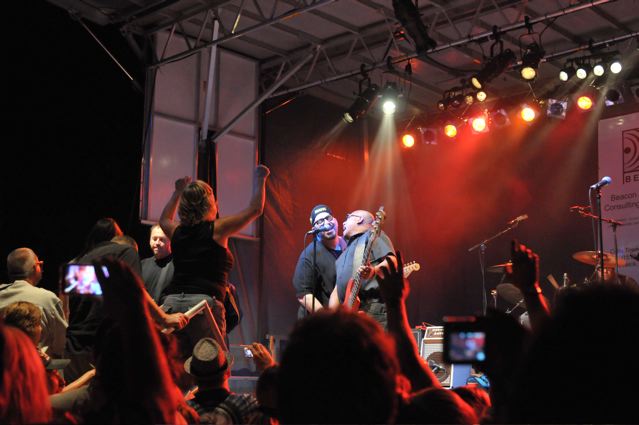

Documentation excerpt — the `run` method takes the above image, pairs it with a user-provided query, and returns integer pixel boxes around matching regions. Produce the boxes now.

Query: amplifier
[419,326,471,388]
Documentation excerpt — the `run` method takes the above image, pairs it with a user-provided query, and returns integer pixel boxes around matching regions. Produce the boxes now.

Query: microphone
[306,223,334,235]
[590,176,612,190]
[507,214,528,226]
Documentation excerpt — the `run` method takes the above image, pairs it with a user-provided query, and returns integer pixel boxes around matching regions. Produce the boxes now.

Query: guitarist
[329,209,396,328]
[292,204,347,317]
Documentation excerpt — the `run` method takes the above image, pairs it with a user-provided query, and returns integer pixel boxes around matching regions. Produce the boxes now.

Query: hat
[310,204,333,225]
[184,338,229,380]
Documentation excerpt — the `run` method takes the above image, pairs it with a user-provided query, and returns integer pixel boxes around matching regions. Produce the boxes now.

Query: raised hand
[507,239,540,292]
[246,342,276,372]
[378,251,409,306]
[175,176,192,192]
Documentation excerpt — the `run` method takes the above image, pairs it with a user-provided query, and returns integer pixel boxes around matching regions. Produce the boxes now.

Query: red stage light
[577,95,593,110]
[402,134,416,148]
[444,124,457,138]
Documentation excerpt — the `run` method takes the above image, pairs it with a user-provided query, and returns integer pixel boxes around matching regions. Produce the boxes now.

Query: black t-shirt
[292,237,346,310]
[163,221,234,300]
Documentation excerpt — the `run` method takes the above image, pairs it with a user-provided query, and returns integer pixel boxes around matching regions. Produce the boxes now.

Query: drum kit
[488,250,626,325]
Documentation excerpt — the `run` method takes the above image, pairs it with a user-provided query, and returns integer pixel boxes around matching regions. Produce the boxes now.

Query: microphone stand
[469,221,521,316]
[575,209,623,280]
[595,188,605,275]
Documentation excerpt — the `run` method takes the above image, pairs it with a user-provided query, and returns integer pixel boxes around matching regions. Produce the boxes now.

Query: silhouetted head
[277,308,399,423]
[84,218,123,252]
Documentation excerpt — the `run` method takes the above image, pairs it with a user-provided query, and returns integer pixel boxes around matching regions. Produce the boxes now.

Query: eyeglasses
[35,260,44,268]
[314,215,334,227]
[345,213,363,221]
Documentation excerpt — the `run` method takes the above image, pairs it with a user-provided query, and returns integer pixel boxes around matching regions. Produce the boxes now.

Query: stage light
[343,83,379,123]
[593,62,605,77]
[380,82,400,115]
[520,104,536,122]
[476,90,487,102]
[604,88,624,106]
[577,95,593,110]
[520,42,544,81]
[610,60,622,74]
[450,93,464,109]
[382,100,396,114]
[471,48,516,89]
[420,127,438,145]
[470,115,488,133]
[490,109,511,128]
[576,63,591,79]
[444,123,458,138]
[393,0,437,54]
[465,94,474,105]
[437,98,448,111]
[547,99,567,119]
[559,64,575,81]
[402,133,415,148]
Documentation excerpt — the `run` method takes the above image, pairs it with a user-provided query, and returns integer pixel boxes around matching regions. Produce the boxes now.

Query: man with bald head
[329,209,396,328]
[0,247,67,357]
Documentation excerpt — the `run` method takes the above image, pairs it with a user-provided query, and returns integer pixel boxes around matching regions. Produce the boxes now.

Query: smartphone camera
[62,264,105,296]
[443,318,487,364]
[243,347,254,358]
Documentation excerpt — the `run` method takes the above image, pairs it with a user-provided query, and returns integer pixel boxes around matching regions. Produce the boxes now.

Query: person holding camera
[159,165,269,352]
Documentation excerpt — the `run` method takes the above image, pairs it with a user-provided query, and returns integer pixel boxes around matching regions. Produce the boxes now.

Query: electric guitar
[343,207,386,310]
[403,261,421,278]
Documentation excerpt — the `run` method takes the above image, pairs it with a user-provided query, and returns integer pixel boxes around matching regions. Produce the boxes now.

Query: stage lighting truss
[470,38,516,90]
[546,99,568,119]
[392,0,437,54]
[343,78,379,124]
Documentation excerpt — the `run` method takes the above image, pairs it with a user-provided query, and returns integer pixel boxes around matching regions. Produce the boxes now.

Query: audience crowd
[2,210,638,425]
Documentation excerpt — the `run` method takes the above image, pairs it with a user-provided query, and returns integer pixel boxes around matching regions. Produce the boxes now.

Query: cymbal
[572,251,626,267]
[496,283,524,306]
[487,262,512,273]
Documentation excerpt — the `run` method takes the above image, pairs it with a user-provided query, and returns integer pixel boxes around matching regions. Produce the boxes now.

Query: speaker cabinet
[419,326,473,388]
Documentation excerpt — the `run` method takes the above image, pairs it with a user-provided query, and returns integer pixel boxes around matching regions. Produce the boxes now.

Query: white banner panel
[598,112,639,283]
[217,133,257,237]
[143,114,198,223]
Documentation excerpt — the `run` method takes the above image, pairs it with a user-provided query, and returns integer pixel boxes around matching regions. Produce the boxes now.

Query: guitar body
[343,278,361,310]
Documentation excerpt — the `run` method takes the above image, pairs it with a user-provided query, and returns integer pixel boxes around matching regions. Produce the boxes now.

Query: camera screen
[63,264,104,296]
[446,330,486,364]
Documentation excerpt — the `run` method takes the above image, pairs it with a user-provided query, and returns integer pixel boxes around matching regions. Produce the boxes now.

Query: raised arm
[378,251,442,391]
[214,165,270,247]
[507,239,550,333]
[159,176,191,239]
